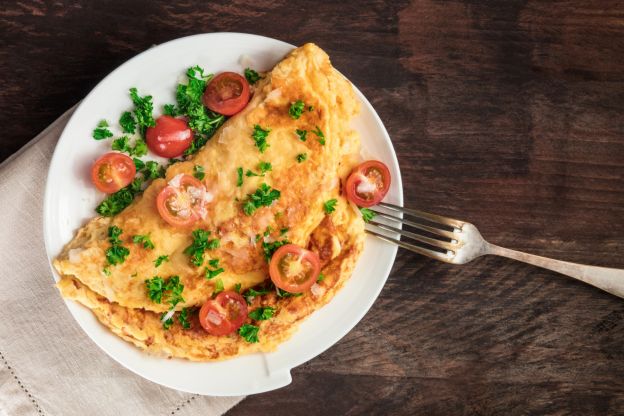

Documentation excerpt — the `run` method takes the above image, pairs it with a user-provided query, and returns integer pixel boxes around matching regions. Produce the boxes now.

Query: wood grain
[1,1,623,414]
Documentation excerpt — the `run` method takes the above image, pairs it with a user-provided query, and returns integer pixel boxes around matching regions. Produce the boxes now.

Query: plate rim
[42,32,403,395]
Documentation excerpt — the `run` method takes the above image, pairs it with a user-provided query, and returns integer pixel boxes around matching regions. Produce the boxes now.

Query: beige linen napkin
[0,107,245,415]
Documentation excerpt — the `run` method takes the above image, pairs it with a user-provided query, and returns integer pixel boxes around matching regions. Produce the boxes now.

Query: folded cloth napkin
[0,107,244,416]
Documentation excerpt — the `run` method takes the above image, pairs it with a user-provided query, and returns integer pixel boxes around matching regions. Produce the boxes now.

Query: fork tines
[365,202,465,262]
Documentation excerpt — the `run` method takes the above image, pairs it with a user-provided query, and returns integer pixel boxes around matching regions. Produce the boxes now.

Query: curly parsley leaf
[146,275,185,308]
[112,136,147,157]
[193,165,205,180]
[251,124,271,153]
[360,207,376,223]
[132,234,154,250]
[276,287,303,298]
[92,120,113,140]
[238,324,259,343]
[204,259,224,279]
[236,167,244,187]
[246,161,272,177]
[243,287,270,305]
[244,68,261,85]
[243,183,280,216]
[184,229,220,267]
[129,88,156,136]
[154,255,169,268]
[234,283,242,293]
[249,306,275,321]
[96,177,143,217]
[296,153,307,163]
[212,278,225,297]
[288,100,305,120]
[163,104,177,117]
[323,199,337,214]
[261,239,289,262]
[317,273,325,283]
[178,307,191,329]
[142,161,165,180]
[105,226,129,265]
[312,126,326,145]
[133,158,145,170]
[295,129,307,142]
[119,111,136,134]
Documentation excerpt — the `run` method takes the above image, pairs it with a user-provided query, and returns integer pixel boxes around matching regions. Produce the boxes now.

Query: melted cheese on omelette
[54,43,366,360]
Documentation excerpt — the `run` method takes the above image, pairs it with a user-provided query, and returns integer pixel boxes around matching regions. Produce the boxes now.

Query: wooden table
[2,1,623,414]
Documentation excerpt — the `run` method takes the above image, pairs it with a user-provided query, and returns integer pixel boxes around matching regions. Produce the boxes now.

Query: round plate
[43,33,403,396]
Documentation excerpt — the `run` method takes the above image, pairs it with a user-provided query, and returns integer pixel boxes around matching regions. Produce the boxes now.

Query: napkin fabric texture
[0,107,245,415]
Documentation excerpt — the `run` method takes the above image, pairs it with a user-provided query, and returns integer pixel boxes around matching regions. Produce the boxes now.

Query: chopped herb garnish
[105,226,129,265]
[246,161,272,177]
[296,153,307,163]
[317,273,325,283]
[119,111,136,134]
[168,158,182,167]
[244,68,261,85]
[129,88,156,136]
[276,287,303,298]
[323,199,337,214]
[204,258,224,279]
[295,129,307,142]
[308,105,314,111]
[96,177,143,216]
[242,183,281,216]
[261,239,289,262]
[280,227,289,236]
[251,124,271,153]
[360,207,376,223]
[193,165,205,180]
[243,287,270,305]
[103,267,111,276]
[163,104,177,117]
[132,234,154,250]
[288,100,305,120]
[178,307,191,329]
[312,126,326,145]
[184,229,220,267]
[154,255,169,267]
[142,161,165,180]
[133,158,145,170]
[238,324,259,343]
[236,167,244,187]
[213,278,224,297]
[92,120,113,140]
[234,283,242,293]
[145,275,184,308]
[111,136,148,157]
[249,306,275,321]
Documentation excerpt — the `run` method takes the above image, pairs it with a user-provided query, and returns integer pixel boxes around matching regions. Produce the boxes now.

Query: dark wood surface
[2,1,624,414]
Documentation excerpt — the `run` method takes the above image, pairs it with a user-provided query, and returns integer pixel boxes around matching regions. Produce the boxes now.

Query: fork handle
[487,244,624,298]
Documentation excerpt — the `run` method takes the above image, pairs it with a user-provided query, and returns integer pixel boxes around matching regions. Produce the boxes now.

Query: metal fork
[366,202,624,299]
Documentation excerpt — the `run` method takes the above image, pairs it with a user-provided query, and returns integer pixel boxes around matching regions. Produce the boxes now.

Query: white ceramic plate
[43,33,403,396]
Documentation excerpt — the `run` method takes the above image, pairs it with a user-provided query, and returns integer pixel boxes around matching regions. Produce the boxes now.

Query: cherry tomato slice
[344,160,391,207]
[269,244,321,293]
[199,291,248,336]
[91,152,136,194]
[146,115,193,158]
[202,72,250,116]
[156,174,206,227]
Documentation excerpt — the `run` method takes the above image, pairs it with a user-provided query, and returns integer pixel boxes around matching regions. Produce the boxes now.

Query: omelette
[54,43,367,360]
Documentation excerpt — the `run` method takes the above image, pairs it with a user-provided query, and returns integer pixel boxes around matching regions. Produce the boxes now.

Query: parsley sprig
[105,226,129,266]
[360,207,376,223]
[288,100,305,120]
[261,239,289,262]
[251,125,271,153]
[193,165,205,180]
[249,306,275,321]
[112,136,148,157]
[129,88,156,136]
[323,199,337,214]
[145,275,184,308]
[154,255,169,267]
[132,234,154,250]
[184,229,220,267]
[96,177,143,217]
[312,126,326,145]
[295,129,307,142]
[238,324,259,343]
[92,120,113,140]
[246,161,272,177]
[204,258,224,279]
[244,68,261,85]
[242,184,280,216]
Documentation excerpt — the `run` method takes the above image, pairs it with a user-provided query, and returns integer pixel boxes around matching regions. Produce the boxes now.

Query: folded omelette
[54,43,366,360]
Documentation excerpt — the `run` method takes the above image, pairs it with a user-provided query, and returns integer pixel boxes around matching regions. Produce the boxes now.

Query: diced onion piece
[68,248,83,263]
[356,174,377,195]
[161,309,175,323]
[206,310,223,325]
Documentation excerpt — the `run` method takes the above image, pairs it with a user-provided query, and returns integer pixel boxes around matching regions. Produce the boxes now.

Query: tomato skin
[199,291,248,336]
[344,160,391,207]
[202,72,250,116]
[145,115,193,158]
[269,244,321,293]
[91,152,136,194]
[155,174,205,227]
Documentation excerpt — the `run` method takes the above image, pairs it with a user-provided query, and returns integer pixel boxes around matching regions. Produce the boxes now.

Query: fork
[366,202,624,299]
